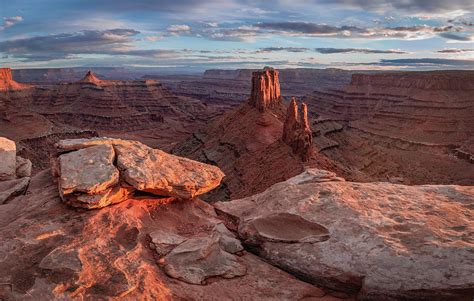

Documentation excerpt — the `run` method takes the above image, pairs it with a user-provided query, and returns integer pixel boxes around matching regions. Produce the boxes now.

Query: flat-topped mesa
[282,98,312,161]
[249,67,281,112]
[78,70,103,85]
[0,68,24,91]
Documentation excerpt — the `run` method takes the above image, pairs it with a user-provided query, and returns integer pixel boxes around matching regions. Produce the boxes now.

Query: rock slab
[215,168,474,300]
[55,137,225,208]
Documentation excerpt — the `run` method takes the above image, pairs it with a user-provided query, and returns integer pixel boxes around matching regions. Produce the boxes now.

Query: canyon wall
[306,70,474,184]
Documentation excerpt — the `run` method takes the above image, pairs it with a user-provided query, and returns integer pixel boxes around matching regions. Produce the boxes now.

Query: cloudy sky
[1,0,473,70]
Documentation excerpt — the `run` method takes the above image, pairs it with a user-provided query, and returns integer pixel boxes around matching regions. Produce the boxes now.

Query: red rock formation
[0,68,24,91]
[249,67,281,112]
[174,69,338,201]
[283,98,313,161]
[306,70,474,185]
[78,70,103,85]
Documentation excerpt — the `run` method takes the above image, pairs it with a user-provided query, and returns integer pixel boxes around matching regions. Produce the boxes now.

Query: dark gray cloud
[70,0,225,13]
[437,48,474,53]
[438,32,474,41]
[314,48,406,54]
[315,0,474,13]
[377,58,474,67]
[0,29,182,61]
[247,22,460,40]
[256,22,361,35]
[258,47,310,53]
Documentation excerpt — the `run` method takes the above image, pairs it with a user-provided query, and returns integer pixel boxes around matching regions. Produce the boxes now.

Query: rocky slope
[173,68,338,201]
[216,169,474,300]
[306,71,474,185]
[0,137,353,300]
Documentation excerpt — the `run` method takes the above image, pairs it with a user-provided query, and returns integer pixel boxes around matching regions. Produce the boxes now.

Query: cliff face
[350,71,474,90]
[306,70,474,185]
[282,98,313,161]
[249,68,281,112]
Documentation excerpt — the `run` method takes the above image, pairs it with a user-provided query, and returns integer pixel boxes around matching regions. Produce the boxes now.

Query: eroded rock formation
[0,68,25,91]
[215,169,474,300]
[282,98,313,161]
[54,137,225,208]
[174,68,338,201]
[249,67,281,112]
[78,70,103,85]
[0,137,31,203]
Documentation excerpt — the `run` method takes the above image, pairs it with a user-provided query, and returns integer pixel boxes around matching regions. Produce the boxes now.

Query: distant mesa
[0,68,27,91]
[283,98,313,161]
[249,67,282,112]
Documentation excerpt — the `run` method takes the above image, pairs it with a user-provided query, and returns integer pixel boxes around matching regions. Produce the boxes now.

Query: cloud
[255,22,360,36]
[313,0,474,14]
[438,32,474,41]
[314,48,406,54]
[0,16,23,31]
[258,47,310,53]
[376,58,474,67]
[71,0,232,13]
[167,24,191,33]
[0,29,183,61]
[437,48,474,53]
[244,22,460,40]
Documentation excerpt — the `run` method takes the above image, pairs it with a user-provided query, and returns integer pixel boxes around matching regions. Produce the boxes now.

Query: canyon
[306,71,474,185]
[0,66,472,300]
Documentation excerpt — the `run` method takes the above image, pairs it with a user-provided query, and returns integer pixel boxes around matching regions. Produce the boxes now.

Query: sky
[0,0,473,70]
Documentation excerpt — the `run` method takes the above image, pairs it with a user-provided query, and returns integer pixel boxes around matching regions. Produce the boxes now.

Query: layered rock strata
[54,137,225,208]
[282,98,313,161]
[249,67,281,112]
[305,71,474,184]
[215,169,474,300]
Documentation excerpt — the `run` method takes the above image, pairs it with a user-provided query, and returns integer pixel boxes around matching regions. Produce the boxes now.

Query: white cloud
[0,16,23,31]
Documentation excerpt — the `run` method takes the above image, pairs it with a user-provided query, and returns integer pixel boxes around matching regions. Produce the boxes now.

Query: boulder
[58,144,119,195]
[56,137,225,200]
[15,156,32,178]
[0,177,30,204]
[215,168,474,300]
[160,235,247,285]
[114,143,224,199]
[0,137,17,181]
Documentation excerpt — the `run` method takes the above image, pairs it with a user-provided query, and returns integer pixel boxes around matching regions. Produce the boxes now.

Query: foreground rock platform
[55,137,225,208]
[215,169,474,300]
[0,170,349,300]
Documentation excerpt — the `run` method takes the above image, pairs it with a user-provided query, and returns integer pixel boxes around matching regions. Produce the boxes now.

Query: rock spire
[249,67,281,112]
[282,98,313,161]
